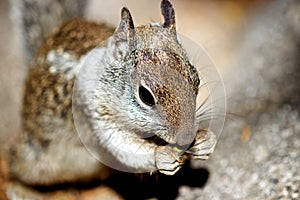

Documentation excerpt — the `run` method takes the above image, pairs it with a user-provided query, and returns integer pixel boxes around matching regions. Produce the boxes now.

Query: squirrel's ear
[114,7,135,41]
[161,0,176,29]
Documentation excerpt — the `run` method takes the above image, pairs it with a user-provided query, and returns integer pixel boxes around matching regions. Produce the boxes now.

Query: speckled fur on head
[111,0,200,146]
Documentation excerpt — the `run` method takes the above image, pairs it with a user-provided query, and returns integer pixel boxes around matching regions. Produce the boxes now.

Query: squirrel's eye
[138,86,155,106]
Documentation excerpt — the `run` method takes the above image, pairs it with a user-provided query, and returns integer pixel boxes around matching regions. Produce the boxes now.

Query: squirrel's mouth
[137,131,170,146]
[144,135,169,146]
[144,134,195,151]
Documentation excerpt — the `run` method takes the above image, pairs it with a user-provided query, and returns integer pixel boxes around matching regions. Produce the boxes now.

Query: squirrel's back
[10,18,115,185]
[9,0,117,184]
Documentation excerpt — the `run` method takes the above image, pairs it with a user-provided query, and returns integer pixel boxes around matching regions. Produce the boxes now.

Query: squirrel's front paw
[186,129,217,160]
[155,145,184,175]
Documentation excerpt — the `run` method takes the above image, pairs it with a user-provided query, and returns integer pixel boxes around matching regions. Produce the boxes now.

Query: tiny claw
[171,150,184,163]
[184,129,217,160]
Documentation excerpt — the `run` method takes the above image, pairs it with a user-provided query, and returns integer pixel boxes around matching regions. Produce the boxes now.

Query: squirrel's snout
[175,127,196,147]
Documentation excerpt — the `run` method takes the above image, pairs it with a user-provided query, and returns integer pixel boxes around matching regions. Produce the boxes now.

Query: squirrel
[9,0,217,185]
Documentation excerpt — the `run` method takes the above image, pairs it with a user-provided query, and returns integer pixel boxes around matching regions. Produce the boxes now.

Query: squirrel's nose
[175,126,196,147]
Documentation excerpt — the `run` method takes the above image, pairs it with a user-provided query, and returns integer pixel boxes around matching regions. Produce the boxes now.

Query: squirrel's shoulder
[23,19,115,130]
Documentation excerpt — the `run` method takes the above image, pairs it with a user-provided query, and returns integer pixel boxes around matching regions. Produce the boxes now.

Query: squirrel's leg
[9,131,107,185]
[95,127,184,175]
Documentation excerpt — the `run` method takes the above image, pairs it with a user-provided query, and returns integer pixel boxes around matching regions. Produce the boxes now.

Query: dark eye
[138,86,155,106]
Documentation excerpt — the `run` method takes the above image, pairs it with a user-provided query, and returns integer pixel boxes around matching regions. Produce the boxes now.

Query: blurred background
[1,0,299,199]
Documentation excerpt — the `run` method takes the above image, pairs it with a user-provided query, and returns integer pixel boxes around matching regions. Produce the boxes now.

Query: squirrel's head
[110,0,200,147]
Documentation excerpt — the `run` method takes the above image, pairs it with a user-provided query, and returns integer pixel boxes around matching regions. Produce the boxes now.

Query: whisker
[196,110,241,124]
[197,114,226,122]
[197,81,211,90]
[196,92,211,108]
[196,64,216,72]
[196,101,212,114]
[197,106,227,117]
[196,104,214,119]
